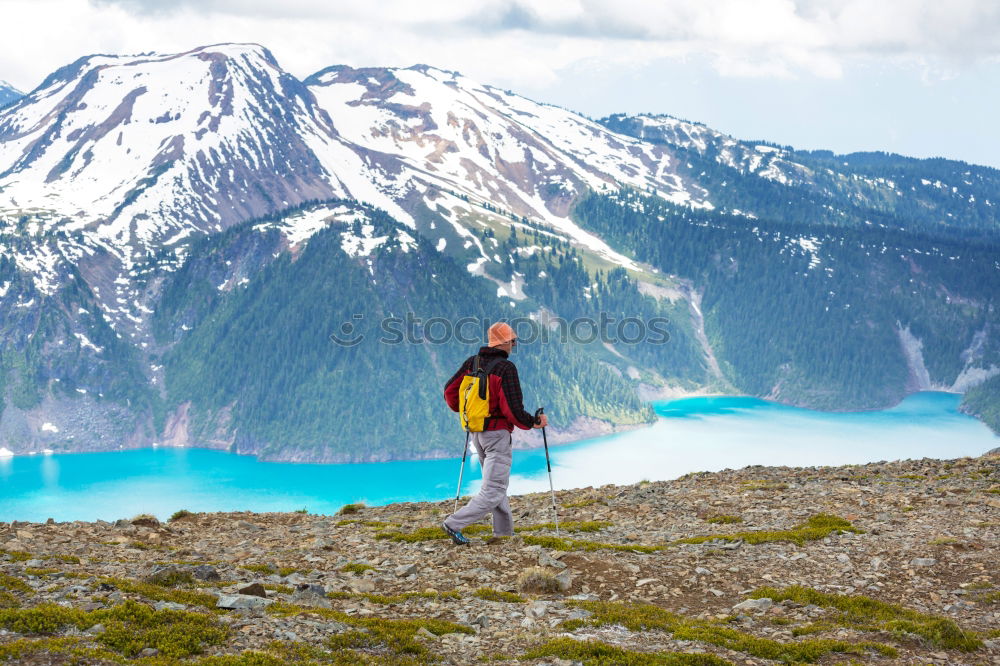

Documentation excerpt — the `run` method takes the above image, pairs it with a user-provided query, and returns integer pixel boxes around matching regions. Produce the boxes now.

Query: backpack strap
[482,356,504,376]
[479,356,506,430]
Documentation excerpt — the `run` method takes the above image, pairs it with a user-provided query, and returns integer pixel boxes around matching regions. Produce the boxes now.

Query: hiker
[441,321,547,544]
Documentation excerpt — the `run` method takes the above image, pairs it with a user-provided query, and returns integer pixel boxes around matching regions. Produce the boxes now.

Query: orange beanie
[487,322,516,347]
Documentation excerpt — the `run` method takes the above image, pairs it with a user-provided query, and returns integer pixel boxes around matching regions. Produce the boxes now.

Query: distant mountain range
[0,44,996,460]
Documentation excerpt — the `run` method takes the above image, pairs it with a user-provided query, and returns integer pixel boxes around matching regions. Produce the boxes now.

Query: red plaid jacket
[443,346,536,431]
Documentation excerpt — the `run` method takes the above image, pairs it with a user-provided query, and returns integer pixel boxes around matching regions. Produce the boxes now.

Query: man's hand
[533,413,548,429]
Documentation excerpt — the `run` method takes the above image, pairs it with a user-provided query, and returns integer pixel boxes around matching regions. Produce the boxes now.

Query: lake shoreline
[0,389,993,465]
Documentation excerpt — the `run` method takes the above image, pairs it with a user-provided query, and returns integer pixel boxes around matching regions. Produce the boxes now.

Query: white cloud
[3,0,1000,94]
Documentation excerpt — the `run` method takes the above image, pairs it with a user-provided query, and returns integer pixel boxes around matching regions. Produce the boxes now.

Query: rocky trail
[1,453,999,665]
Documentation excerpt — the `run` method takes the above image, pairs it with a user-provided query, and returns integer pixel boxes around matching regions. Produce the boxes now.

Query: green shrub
[336,503,366,515]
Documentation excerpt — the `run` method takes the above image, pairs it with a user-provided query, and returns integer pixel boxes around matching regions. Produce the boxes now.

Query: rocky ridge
[1,453,999,664]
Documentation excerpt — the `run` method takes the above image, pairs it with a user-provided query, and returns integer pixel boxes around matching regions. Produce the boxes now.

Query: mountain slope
[601,113,1000,239]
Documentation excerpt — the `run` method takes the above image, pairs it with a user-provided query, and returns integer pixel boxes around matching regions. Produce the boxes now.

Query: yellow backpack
[458,356,503,432]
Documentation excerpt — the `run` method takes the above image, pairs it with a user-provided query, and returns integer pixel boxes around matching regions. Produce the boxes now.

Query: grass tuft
[517,567,562,595]
[336,502,366,515]
[169,509,196,522]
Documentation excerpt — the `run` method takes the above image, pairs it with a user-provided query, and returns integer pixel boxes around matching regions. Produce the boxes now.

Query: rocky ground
[1,453,999,665]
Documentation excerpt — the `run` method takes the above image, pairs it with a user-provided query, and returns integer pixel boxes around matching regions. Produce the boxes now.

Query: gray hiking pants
[444,429,514,536]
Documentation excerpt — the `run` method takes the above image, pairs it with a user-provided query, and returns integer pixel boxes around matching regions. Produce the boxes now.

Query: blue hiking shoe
[442,522,470,545]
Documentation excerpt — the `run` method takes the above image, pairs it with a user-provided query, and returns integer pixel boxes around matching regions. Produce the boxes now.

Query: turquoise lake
[1,391,995,522]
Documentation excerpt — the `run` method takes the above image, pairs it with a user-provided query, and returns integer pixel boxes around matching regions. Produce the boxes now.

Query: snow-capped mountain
[0,43,997,458]
[0,80,21,108]
[306,64,710,265]
[0,45,376,261]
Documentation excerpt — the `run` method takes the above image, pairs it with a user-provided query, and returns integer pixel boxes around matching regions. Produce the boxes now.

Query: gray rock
[732,598,774,613]
[154,601,186,611]
[349,578,376,593]
[25,559,46,568]
[910,558,937,567]
[395,563,418,577]
[527,601,549,618]
[192,565,221,581]
[138,648,159,657]
[472,614,490,628]
[238,583,267,598]
[216,594,275,610]
[538,552,567,569]
[555,570,573,592]
[293,583,331,608]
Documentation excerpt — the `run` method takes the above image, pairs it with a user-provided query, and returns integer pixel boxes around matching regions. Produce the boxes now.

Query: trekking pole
[454,431,470,513]
[535,407,559,536]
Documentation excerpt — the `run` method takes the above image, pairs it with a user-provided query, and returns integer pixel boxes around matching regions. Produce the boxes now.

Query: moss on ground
[335,519,401,528]
[673,514,860,547]
[0,550,32,562]
[750,585,983,651]
[0,574,31,594]
[739,480,789,491]
[0,599,226,658]
[336,503,366,515]
[267,601,472,661]
[351,590,460,604]
[474,587,525,603]
[375,520,611,543]
[99,576,219,611]
[263,584,294,594]
[562,498,604,508]
[517,514,858,552]
[521,534,664,553]
[340,562,376,574]
[23,567,61,577]
[239,563,275,575]
[561,600,897,664]
[705,515,742,524]
[523,637,734,665]
[277,566,311,577]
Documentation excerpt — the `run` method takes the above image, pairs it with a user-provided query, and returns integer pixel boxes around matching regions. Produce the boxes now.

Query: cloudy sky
[4,0,1000,167]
